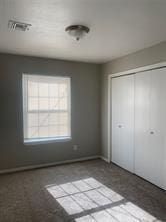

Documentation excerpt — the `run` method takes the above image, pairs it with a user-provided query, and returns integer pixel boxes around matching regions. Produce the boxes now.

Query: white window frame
[22,73,72,145]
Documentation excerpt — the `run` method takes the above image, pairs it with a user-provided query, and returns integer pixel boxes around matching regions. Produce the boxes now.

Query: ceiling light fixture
[65,25,90,41]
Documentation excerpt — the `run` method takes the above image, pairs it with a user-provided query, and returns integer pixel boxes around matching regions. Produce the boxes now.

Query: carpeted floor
[0,159,165,222]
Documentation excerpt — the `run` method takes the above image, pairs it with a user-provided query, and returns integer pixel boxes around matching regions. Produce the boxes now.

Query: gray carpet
[0,159,165,222]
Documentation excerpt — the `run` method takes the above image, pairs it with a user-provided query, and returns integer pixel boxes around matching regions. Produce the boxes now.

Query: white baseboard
[100,156,110,163]
[0,155,100,174]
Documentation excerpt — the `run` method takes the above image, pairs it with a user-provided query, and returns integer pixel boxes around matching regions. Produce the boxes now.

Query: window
[22,74,71,143]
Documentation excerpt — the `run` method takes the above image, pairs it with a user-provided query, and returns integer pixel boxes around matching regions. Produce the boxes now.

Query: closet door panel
[112,75,134,172]
[149,68,166,188]
[134,71,151,179]
[135,68,166,189]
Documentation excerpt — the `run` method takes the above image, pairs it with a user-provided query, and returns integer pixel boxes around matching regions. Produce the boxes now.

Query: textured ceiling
[0,0,166,63]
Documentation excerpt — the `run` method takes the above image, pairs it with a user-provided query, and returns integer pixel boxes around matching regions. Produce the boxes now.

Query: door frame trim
[107,61,166,163]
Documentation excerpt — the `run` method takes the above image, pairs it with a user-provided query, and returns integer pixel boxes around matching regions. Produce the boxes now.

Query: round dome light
[65,25,90,41]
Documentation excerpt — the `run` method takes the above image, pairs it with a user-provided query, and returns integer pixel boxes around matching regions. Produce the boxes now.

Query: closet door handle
[150,131,154,134]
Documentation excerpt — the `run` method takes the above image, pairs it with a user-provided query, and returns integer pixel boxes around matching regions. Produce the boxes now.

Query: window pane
[39,113,49,126]
[28,113,38,127]
[59,97,67,110]
[59,125,68,136]
[49,113,59,125]
[49,126,59,137]
[49,98,60,110]
[39,83,48,97]
[59,112,68,125]
[39,98,49,110]
[28,127,39,138]
[39,126,48,137]
[59,84,67,97]
[49,84,59,97]
[28,81,38,97]
[28,98,38,110]
[48,113,68,125]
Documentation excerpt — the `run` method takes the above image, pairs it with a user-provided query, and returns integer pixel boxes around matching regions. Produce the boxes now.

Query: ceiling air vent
[8,20,31,31]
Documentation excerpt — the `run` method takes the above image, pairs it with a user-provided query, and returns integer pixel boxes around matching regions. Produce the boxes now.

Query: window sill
[24,137,72,145]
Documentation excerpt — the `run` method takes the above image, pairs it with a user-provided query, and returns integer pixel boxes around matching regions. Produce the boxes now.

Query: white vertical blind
[22,74,71,142]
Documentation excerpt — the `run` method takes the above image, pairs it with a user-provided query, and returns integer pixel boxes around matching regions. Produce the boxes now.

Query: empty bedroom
[0,0,165,221]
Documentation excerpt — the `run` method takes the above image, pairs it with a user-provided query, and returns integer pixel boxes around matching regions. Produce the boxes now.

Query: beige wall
[101,41,166,159]
[0,53,101,170]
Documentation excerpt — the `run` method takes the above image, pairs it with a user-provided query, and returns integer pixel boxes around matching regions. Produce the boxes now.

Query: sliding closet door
[112,75,134,173]
[149,68,166,189]
[135,68,166,189]
[134,71,151,180]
